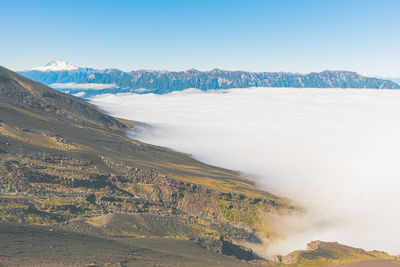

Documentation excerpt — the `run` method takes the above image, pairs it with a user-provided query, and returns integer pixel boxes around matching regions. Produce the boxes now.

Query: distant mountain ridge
[18,63,400,96]
[389,77,400,84]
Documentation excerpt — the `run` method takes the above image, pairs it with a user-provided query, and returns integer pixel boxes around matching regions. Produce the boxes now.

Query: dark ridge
[0,66,125,131]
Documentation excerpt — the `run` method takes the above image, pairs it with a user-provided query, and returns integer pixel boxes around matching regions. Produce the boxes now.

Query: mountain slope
[0,66,296,261]
[18,66,400,97]
[0,66,124,130]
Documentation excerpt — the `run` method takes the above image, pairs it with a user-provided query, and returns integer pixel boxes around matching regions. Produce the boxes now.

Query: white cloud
[50,82,118,90]
[91,87,400,256]
[133,88,150,93]
[72,92,85,97]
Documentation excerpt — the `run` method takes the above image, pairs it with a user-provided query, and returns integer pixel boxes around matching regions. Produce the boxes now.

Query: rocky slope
[18,67,400,97]
[0,66,295,261]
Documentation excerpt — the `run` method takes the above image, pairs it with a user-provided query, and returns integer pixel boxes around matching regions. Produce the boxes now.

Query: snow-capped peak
[32,60,78,71]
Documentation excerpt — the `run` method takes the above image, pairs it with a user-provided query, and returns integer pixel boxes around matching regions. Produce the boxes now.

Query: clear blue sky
[1,0,399,76]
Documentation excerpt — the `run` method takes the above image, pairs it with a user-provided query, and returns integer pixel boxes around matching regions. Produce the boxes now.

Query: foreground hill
[1,66,397,266]
[18,63,400,97]
[0,222,251,266]
[1,223,398,266]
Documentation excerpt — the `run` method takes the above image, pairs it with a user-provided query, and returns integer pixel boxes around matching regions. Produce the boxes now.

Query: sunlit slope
[0,66,296,260]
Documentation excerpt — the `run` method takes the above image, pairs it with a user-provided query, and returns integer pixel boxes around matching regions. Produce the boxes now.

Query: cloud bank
[91,87,400,256]
[50,82,118,90]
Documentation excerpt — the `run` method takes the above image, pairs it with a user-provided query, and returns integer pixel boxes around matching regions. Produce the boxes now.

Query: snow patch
[32,60,78,71]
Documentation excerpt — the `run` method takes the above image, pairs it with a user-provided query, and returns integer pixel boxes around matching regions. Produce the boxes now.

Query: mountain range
[17,61,400,97]
[390,77,400,84]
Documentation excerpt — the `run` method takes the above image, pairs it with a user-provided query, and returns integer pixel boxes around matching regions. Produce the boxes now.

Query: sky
[1,0,399,76]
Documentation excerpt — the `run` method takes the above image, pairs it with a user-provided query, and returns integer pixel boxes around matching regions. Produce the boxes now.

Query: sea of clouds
[91,87,400,256]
